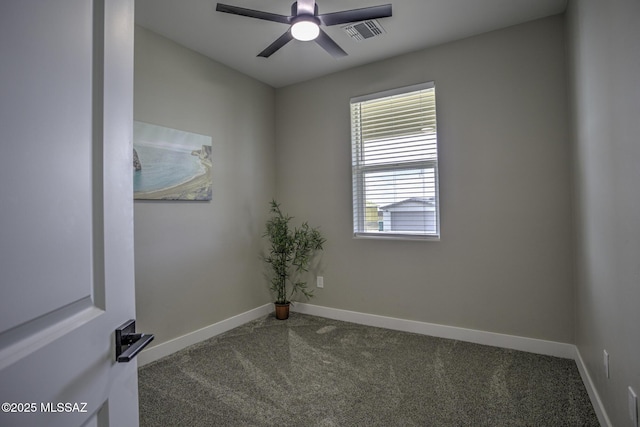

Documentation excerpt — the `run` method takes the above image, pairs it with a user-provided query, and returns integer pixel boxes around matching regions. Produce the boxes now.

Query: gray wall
[275,16,574,343]
[133,27,275,347]
[567,0,640,424]
[133,7,640,420]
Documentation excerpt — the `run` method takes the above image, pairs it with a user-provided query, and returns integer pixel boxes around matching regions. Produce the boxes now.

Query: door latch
[115,319,154,363]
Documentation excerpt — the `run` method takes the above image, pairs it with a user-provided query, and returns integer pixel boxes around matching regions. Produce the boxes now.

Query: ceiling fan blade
[318,4,392,26]
[295,0,316,16]
[216,3,291,24]
[315,29,347,58]
[257,30,294,58]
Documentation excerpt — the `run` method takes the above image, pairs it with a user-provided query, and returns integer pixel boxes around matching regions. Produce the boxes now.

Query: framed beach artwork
[133,121,212,200]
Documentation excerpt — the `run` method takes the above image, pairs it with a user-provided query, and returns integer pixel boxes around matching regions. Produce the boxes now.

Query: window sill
[353,232,440,242]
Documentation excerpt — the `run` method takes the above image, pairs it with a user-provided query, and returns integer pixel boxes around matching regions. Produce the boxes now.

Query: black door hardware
[115,319,154,363]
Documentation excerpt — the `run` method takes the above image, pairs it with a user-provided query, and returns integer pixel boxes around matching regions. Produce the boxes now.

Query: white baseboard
[574,347,612,427]
[291,303,575,358]
[137,303,272,367]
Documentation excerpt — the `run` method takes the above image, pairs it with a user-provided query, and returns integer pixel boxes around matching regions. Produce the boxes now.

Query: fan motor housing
[292,1,318,16]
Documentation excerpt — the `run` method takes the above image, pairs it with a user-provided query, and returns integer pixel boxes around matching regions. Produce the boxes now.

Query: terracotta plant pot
[274,302,290,320]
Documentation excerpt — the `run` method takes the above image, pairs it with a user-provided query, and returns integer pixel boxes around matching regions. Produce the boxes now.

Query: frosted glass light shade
[291,20,320,41]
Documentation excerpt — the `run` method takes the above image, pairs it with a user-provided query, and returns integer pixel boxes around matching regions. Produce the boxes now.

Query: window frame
[350,82,440,241]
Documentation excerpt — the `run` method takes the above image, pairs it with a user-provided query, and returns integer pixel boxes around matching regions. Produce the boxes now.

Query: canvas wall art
[133,121,212,200]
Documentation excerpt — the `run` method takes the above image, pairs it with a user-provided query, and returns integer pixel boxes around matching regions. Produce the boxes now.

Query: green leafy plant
[263,200,326,304]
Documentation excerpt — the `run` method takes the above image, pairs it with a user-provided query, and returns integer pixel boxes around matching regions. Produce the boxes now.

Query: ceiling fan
[215,0,392,58]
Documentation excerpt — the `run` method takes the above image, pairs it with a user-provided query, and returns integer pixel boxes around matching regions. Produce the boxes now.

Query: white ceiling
[135,0,567,88]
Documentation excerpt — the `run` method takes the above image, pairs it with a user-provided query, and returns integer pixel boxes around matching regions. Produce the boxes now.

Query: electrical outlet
[316,276,324,288]
[603,350,610,379]
[629,387,638,427]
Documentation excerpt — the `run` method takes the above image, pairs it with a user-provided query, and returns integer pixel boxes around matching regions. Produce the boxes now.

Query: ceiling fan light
[291,20,320,41]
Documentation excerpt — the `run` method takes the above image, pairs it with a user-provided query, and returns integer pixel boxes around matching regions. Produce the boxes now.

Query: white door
[0,1,140,426]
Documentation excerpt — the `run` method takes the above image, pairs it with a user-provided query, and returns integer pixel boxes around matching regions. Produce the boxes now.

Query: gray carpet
[139,313,599,426]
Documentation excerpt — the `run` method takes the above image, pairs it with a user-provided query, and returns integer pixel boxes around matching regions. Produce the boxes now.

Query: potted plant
[263,200,326,320]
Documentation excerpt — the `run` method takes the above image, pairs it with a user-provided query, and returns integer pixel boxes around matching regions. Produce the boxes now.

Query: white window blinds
[351,82,439,239]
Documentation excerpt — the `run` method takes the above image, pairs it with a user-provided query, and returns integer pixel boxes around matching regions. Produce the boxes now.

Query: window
[351,82,439,239]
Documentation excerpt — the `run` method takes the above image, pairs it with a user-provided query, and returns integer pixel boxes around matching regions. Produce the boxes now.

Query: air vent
[342,19,385,41]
